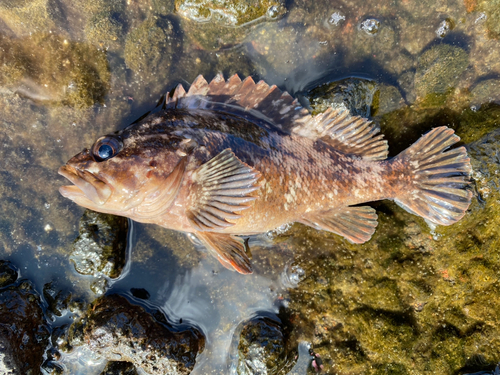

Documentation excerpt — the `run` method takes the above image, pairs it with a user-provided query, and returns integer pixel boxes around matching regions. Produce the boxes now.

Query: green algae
[0,0,57,35]
[0,33,110,108]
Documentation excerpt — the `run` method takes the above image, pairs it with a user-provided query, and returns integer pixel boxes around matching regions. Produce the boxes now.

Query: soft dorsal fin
[187,149,261,232]
[299,206,378,244]
[292,107,388,160]
[165,74,388,160]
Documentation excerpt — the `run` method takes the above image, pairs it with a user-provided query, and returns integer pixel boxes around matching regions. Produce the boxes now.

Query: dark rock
[70,209,129,283]
[0,280,50,374]
[43,281,72,318]
[100,361,139,375]
[68,294,205,374]
[0,260,18,288]
[307,77,378,118]
[235,316,293,375]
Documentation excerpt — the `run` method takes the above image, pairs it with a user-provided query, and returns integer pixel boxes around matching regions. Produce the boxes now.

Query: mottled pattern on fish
[59,74,472,274]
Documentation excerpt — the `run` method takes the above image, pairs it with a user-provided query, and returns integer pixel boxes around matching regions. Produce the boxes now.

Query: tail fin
[394,126,472,225]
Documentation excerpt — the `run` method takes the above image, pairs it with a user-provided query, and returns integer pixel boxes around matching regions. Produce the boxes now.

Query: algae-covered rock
[0,279,50,374]
[235,316,292,375]
[415,44,469,100]
[0,260,18,288]
[307,77,379,117]
[176,0,285,50]
[68,294,205,374]
[175,0,284,26]
[70,210,128,286]
[124,17,175,76]
[471,79,500,107]
[100,361,138,375]
[0,33,110,108]
[478,0,500,39]
[0,0,58,35]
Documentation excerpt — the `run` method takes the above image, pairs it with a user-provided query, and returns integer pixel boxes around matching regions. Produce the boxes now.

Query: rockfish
[59,74,472,274]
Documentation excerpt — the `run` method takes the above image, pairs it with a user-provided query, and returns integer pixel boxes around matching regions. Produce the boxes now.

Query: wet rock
[307,77,378,118]
[0,260,18,288]
[100,361,138,375]
[374,84,406,116]
[175,0,284,26]
[0,279,50,374]
[177,0,285,50]
[43,280,72,319]
[85,11,124,50]
[0,33,110,108]
[124,17,175,77]
[68,294,205,374]
[70,210,128,289]
[235,316,293,375]
[415,44,469,100]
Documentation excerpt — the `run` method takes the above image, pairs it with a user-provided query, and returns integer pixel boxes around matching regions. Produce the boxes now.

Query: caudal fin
[394,126,472,225]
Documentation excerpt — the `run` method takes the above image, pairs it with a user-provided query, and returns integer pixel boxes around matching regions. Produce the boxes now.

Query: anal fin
[195,232,253,274]
[299,206,378,244]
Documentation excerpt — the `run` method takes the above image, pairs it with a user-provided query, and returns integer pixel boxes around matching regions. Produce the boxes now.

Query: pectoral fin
[187,149,261,231]
[195,232,253,274]
[300,206,378,244]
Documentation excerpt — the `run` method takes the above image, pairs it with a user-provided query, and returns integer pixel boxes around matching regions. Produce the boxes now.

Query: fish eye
[92,136,123,162]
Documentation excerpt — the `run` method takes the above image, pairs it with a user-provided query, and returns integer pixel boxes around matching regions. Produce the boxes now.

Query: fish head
[59,129,191,216]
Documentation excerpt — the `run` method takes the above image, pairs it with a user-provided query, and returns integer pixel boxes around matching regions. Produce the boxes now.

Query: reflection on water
[1,0,500,373]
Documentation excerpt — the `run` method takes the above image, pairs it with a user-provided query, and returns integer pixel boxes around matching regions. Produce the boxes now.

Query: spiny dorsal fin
[187,149,261,232]
[165,74,388,160]
[195,231,253,274]
[299,206,378,244]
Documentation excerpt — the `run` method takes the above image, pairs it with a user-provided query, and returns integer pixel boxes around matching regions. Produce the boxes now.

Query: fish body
[59,74,472,274]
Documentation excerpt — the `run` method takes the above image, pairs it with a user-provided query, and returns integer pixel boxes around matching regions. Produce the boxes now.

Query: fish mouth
[58,165,112,206]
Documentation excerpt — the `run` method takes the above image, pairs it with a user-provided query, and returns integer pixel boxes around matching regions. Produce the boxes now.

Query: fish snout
[58,164,112,205]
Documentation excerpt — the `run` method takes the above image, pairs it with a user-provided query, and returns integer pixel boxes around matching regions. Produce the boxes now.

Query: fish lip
[58,165,112,206]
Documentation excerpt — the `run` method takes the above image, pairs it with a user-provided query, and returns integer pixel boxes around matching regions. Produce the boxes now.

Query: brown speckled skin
[60,108,410,235]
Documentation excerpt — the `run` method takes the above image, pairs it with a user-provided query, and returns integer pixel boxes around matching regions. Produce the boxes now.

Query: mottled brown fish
[59,74,472,274]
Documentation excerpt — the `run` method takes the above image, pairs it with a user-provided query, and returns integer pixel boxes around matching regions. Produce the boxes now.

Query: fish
[59,74,472,274]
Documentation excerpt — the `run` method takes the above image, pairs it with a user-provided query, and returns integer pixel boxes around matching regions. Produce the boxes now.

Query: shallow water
[1,0,500,373]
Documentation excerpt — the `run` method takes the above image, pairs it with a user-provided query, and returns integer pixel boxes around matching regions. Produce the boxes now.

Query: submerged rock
[124,17,175,76]
[0,0,59,35]
[306,77,379,118]
[415,44,469,100]
[235,316,293,375]
[70,210,128,294]
[0,277,50,374]
[0,33,110,108]
[68,294,205,374]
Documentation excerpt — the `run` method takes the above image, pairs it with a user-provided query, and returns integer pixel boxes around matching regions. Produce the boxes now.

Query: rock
[0,260,18,288]
[306,77,378,118]
[0,33,110,108]
[235,316,293,375]
[0,278,50,374]
[68,294,205,374]
[100,361,138,375]
[174,0,284,26]
[43,280,72,319]
[70,210,129,292]
[471,79,500,107]
[478,0,500,39]
[415,44,469,100]
[0,0,59,35]
[124,17,175,77]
